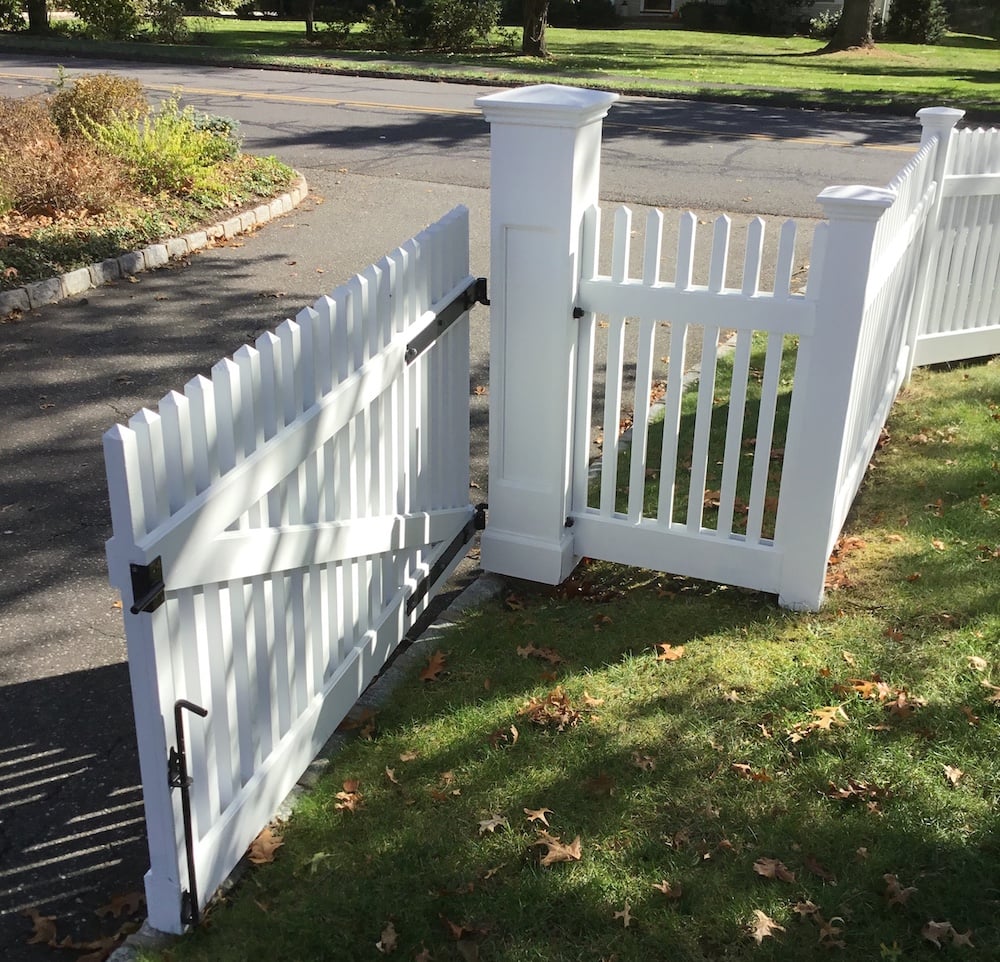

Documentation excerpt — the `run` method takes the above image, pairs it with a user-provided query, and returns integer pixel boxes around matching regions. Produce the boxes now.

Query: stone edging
[107,571,506,961]
[0,174,309,316]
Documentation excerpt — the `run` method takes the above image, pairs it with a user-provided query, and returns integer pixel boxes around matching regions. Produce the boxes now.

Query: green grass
[3,20,996,118]
[176,22,1000,119]
[161,356,1000,962]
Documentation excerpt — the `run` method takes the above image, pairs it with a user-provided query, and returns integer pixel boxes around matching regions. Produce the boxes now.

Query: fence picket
[774,221,797,299]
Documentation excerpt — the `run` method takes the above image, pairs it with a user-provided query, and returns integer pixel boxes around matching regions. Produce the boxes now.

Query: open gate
[104,206,486,933]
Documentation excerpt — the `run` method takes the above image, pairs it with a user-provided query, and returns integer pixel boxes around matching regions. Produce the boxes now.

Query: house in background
[614,0,894,23]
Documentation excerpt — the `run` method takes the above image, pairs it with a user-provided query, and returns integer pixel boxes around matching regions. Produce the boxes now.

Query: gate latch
[129,557,165,614]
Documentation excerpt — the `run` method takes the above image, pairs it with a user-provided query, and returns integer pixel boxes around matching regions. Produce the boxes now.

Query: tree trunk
[305,0,316,39]
[822,0,875,51]
[522,0,549,57]
[25,0,49,34]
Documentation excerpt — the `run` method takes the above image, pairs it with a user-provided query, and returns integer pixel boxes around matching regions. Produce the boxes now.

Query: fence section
[913,121,1000,366]
[105,207,476,933]
[478,86,998,612]
[570,203,814,593]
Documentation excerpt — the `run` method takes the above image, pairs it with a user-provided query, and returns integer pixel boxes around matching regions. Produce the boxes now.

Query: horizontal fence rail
[105,207,475,933]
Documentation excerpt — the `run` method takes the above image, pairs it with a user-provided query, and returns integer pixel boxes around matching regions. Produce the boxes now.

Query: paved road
[0,56,923,959]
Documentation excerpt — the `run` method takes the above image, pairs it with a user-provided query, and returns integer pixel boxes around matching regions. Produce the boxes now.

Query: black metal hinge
[406,276,489,364]
[129,557,165,614]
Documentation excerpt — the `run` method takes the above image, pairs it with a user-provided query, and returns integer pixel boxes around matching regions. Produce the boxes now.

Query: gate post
[476,85,618,584]
[773,186,894,611]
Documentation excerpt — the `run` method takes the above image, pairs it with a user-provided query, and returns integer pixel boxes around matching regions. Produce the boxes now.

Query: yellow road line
[0,68,913,152]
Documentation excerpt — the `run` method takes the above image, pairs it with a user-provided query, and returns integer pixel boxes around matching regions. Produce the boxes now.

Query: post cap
[816,184,896,220]
[476,85,619,129]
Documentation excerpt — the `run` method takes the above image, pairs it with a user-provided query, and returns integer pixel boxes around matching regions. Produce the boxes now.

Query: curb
[107,571,507,961]
[0,174,309,315]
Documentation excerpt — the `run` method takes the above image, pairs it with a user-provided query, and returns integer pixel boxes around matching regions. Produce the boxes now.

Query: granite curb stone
[0,174,308,315]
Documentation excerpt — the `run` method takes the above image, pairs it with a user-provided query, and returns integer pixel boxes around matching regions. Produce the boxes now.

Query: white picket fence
[476,88,999,610]
[104,206,477,933]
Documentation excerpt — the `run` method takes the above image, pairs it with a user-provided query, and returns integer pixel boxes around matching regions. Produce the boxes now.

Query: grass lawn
[184,21,1000,119]
[3,20,997,120]
[157,355,1000,962]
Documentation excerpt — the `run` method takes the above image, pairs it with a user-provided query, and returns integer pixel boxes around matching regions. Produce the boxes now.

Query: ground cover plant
[0,72,294,291]
[156,355,1000,962]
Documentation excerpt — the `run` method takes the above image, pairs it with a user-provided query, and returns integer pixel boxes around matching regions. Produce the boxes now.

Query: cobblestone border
[0,174,308,315]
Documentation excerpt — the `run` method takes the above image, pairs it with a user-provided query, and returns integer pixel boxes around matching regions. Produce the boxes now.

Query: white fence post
[476,85,618,584]
[904,106,966,380]
[773,185,894,610]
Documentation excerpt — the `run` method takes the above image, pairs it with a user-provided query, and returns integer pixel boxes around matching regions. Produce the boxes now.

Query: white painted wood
[105,207,476,934]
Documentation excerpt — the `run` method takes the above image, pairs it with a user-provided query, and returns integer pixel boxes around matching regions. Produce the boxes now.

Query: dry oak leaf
[749,909,785,944]
[944,765,964,786]
[534,831,582,866]
[883,873,918,907]
[793,900,819,918]
[613,902,633,928]
[414,948,433,962]
[753,857,795,883]
[478,814,508,835]
[248,826,284,864]
[810,705,850,730]
[980,681,1000,704]
[400,750,420,763]
[523,807,553,826]
[488,725,519,749]
[376,921,398,954]
[22,907,57,945]
[335,780,364,813]
[655,643,685,662]
[804,854,836,882]
[582,691,604,708]
[952,929,975,948]
[420,650,447,682]
[731,762,772,782]
[816,915,845,942]
[652,880,683,899]
[96,892,145,919]
[921,920,954,948]
[631,752,656,771]
[967,656,988,672]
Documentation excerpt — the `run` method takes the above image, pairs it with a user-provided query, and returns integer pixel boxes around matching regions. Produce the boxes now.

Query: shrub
[725,0,806,35]
[362,0,499,51]
[49,73,149,137]
[0,0,24,32]
[0,97,124,215]
[145,0,191,42]
[887,0,949,42]
[67,0,144,39]
[84,97,237,193]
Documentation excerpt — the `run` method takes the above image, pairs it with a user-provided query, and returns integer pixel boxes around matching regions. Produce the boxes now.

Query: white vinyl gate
[104,206,484,933]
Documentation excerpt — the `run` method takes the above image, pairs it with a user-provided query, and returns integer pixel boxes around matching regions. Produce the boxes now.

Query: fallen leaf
[420,650,447,682]
[884,874,918,907]
[523,807,553,826]
[631,752,656,771]
[960,706,980,726]
[376,921,398,954]
[22,908,57,945]
[967,656,988,672]
[749,909,785,944]
[478,814,508,835]
[95,892,145,919]
[248,826,284,864]
[817,915,844,941]
[804,855,835,882]
[414,948,433,961]
[951,929,975,948]
[400,750,420,763]
[652,880,682,899]
[583,773,616,796]
[981,681,1000,703]
[534,831,582,866]
[793,900,819,918]
[582,691,604,708]
[655,643,685,662]
[931,539,946,551]
[922,920,953,948]
[753,857,795,883]
[488,725,519,749]
[944,765,963,786]
[385,767,399,785]
[731,762,771,782]
[613,902,633,927]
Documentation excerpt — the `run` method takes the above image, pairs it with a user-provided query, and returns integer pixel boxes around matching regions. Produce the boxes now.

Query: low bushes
[0,73,294,290]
